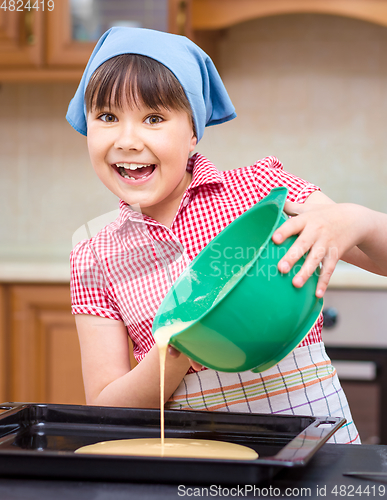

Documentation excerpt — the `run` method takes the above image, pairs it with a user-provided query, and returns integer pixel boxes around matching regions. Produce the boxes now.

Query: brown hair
[85,54,196,136]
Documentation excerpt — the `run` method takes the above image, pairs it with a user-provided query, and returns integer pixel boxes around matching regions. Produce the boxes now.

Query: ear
[189,134,197,152]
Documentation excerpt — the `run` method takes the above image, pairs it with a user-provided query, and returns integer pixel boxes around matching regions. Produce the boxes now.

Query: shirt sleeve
[70,239,122,321]
[253,156,320,203]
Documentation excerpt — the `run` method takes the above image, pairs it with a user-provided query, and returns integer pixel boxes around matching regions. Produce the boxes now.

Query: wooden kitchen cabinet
[0,7,44,67]
[0,0,192,81]
[0,0,95,81]
[0,283,84,404]
[192,0,387,30]
[2,0,387,82]
[46,0,192,67]
[0,283,137,405]
[6,284,85,404]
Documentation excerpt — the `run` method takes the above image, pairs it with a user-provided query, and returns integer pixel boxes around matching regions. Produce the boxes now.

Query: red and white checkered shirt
[70,153,322,363]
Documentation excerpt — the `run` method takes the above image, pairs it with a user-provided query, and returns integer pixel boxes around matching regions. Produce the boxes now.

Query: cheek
[172,129,196,156]
[87,134,106,165]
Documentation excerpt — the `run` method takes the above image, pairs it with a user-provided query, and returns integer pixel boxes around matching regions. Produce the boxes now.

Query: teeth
[120,172,136,180]
[116,163,152,170]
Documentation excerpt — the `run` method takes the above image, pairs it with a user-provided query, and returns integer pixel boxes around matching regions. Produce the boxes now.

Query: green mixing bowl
[152,187,323,373]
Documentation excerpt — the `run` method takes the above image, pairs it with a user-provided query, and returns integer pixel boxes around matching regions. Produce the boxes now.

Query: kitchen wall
[1,13,387,265]
[0,83,117,263]
[199,14,387,210]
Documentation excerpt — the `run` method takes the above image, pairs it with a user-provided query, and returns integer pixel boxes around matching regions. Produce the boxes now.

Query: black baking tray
[0,403,344,484]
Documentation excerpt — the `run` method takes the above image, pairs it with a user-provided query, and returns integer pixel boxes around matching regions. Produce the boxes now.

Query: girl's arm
[272,190,387,297]
[76,314,191,407]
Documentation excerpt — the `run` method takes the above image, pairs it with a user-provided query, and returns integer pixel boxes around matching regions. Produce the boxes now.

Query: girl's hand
[168,345,203,371]
[271,194,370,298]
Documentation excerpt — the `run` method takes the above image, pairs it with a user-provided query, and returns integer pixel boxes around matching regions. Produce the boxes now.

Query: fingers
[273,201,320,244]
[276,228,339,296]
[314,262,335,298]
[282,201,307,217]
[290,246,334,296]
[189,359,203,372]
[168,346,202,371]
[274,216,313,273]
[168,345,181,358]
[272,213,305,246]
[273,209,341,296]
[288,238,326,285]
[272,200,358,297]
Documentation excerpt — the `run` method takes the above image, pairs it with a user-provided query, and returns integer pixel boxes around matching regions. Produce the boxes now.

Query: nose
[114,122,144,152]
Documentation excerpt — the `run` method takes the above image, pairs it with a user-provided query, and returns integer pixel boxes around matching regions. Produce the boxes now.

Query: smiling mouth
[114,163,156,180]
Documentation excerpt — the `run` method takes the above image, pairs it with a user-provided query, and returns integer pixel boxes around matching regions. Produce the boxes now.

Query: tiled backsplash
[1,13,387,263]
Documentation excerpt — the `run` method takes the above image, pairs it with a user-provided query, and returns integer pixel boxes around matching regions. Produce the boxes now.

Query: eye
[145,115,163,125]
[99,113,117,123]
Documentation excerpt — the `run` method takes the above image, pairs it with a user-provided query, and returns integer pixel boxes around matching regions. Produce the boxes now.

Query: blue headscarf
[66,27,236,142]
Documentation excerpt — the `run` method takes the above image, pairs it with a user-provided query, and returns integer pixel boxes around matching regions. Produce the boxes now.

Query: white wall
[198,14,387,210]
[0,83,118,261]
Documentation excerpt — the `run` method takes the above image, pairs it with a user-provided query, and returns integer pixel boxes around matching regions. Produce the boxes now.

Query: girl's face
[86,100,197,223]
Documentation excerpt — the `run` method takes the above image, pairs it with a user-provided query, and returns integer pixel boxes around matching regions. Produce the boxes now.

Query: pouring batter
[76,322,258,460]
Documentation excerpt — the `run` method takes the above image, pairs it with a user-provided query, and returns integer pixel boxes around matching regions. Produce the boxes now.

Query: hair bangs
[85,54,194,123]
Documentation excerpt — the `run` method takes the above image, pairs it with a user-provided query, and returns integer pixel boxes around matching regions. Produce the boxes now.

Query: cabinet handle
[24,11,35,45]
[176,0,187,36]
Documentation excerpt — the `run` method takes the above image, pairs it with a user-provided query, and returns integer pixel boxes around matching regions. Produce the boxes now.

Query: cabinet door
[46,0,176,68]
[9,285,85,404]
[0,286,6,403]
[46,0,94,67]
[0,8,43,67]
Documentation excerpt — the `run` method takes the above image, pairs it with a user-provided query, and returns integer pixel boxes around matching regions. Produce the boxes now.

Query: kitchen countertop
[0,259,386,288]
[328,262,387,289]
[0,261,70,283]
[0,444,385,499]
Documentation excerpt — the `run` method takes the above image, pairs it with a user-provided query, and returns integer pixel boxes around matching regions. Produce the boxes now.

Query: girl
[67,27,387,444]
